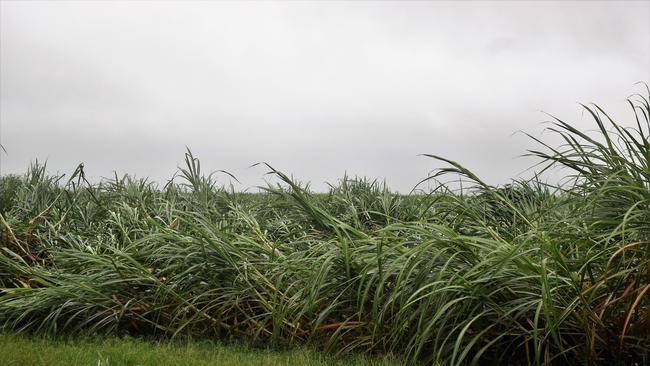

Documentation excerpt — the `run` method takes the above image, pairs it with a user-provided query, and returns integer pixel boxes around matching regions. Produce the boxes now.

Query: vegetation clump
[1,89,649,365]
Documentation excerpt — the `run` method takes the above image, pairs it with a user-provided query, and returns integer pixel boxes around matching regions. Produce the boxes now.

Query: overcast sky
[1,1,649,192]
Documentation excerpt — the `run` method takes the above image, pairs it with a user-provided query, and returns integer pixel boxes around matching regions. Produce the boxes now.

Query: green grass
[0,333,399,366]
[0,86,649,365]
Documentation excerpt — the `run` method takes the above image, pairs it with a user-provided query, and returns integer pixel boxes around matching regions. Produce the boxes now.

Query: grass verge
[0,333,400,366]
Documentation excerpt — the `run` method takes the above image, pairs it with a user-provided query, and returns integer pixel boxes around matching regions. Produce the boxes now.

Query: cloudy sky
[1,1,649,192]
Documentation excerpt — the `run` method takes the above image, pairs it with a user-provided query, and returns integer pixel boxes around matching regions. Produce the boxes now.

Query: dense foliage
[1,90,649,365]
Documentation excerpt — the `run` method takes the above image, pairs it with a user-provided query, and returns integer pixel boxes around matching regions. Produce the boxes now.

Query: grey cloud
[1,1,648,192]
